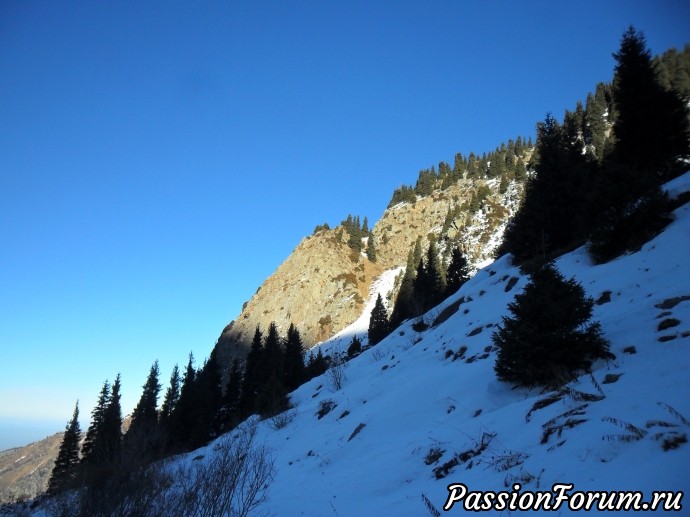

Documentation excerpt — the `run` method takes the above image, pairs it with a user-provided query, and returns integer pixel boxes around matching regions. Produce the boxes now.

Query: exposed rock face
[0,434,62,505]
[215,227,383,366]
[374,178,522,271]
[214,177,522,368]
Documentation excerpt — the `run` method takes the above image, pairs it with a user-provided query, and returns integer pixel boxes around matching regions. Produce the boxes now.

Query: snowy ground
[33,173,690,515]
[257,171,690,515]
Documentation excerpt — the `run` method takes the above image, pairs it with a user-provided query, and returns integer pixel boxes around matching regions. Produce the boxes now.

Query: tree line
[47,321,330,501]
[388,135,533,208]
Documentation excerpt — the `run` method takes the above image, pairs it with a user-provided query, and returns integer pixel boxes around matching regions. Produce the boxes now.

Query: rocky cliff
[215,176,523,365]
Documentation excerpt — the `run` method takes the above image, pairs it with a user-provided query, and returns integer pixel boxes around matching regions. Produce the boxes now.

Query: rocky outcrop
[215,227,383,366]
[215,177,522,369]
[373,178,522,271]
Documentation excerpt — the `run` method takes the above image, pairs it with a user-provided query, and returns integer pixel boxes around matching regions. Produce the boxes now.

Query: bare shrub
[167,420,275,517]
[327,356,347,391]
[270,408,296,430]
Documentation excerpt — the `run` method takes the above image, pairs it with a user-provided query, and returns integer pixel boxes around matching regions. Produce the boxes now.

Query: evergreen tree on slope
[493,263,610,388]
[368,294,390,346]
[48,401,81,494]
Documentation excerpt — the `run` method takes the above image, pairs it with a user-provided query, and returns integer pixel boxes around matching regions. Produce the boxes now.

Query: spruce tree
[239,326,265,418]
[493,263,610,388]
[283,323,306,392]
[125,361,161,458]
[368,294,390,346]
[611,27,690,182]
[499,113,591,264]
[390,249,418,327]
[413,239,445,312]
[159,363,180,438]
[445,246,470,296]
[366,233,377,262]
[219,359,242,431]
[257,322,287,416]
[167,354,196,451]
[305,348,328,380]
[347,335,363,358]
[48,401,81,494]
[101,373,123,464]
[588,27,689,262]
[80,380,110,467]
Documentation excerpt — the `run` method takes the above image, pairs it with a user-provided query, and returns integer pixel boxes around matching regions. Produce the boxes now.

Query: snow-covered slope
[175,172,690,515]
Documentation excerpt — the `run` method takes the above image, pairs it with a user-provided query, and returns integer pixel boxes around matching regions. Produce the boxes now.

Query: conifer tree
[101,373,123,463]
[167,354,196,451]
[611,27,690,182]
[305,348,328,380]
[159,363,180,435]
[413,239,445,312]
[257,322,287,416]
[80,380,110,467]
[347,335,363,358]
[219,359,242,431]
[584,85,609,161]
[499,113,591,264]
[283,323,306,392]
[48,401,81,494]
[239,326,265,418]
[366,233,377,262]
[390,249,419,327]
[588,27,689,262]
[125,362,161,461]
[445,246,470,296]
[493,263,610,388]
[368,294,390,346]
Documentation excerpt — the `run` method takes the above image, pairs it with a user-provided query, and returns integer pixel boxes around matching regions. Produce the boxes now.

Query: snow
[316,266,403,357]
[256,171,690,514]
[33,172,690,515]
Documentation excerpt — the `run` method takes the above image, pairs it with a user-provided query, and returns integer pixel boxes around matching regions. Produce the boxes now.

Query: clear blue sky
[1,1,688,450]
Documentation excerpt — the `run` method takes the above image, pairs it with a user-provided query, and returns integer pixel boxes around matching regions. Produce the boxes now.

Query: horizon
[2,1,690,451]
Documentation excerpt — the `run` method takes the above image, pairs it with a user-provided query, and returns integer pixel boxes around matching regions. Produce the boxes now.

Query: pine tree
[239,326,264,418]
[499,113,591,264]
[305,348,328,380]
[101,373,123,463]
[219,359,242,431]
[124,362,161,462]
[413,239,445,312]
[368,294,390,346]
[445,246,470,296]
[48,401,81,494]
[493,263,610,388]
[283,323,306,392]
[588,27,689,262]
[159,363,180,436]
[366,232,377,262]
[257,322,287,416]
[195,352,224,444]
[347,335,363,358]
[611,27,690,182]
[167,354,196,451]
[390,249,419,327]
[80,380,110,467]
[584,84,609,161]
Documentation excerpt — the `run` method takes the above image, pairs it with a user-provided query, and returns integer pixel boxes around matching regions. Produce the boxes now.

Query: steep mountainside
[0,434,62,505]
[215,228,383,366]
[146,172,690,516]
[215,176,523,364]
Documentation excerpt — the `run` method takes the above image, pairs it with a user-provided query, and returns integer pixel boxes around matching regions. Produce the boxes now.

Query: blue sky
[1,1,688,450]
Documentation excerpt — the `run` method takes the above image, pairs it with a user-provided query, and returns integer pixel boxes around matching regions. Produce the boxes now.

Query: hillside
[215,175,523,365]
[0,435,62,505]
[95,173,688,515]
